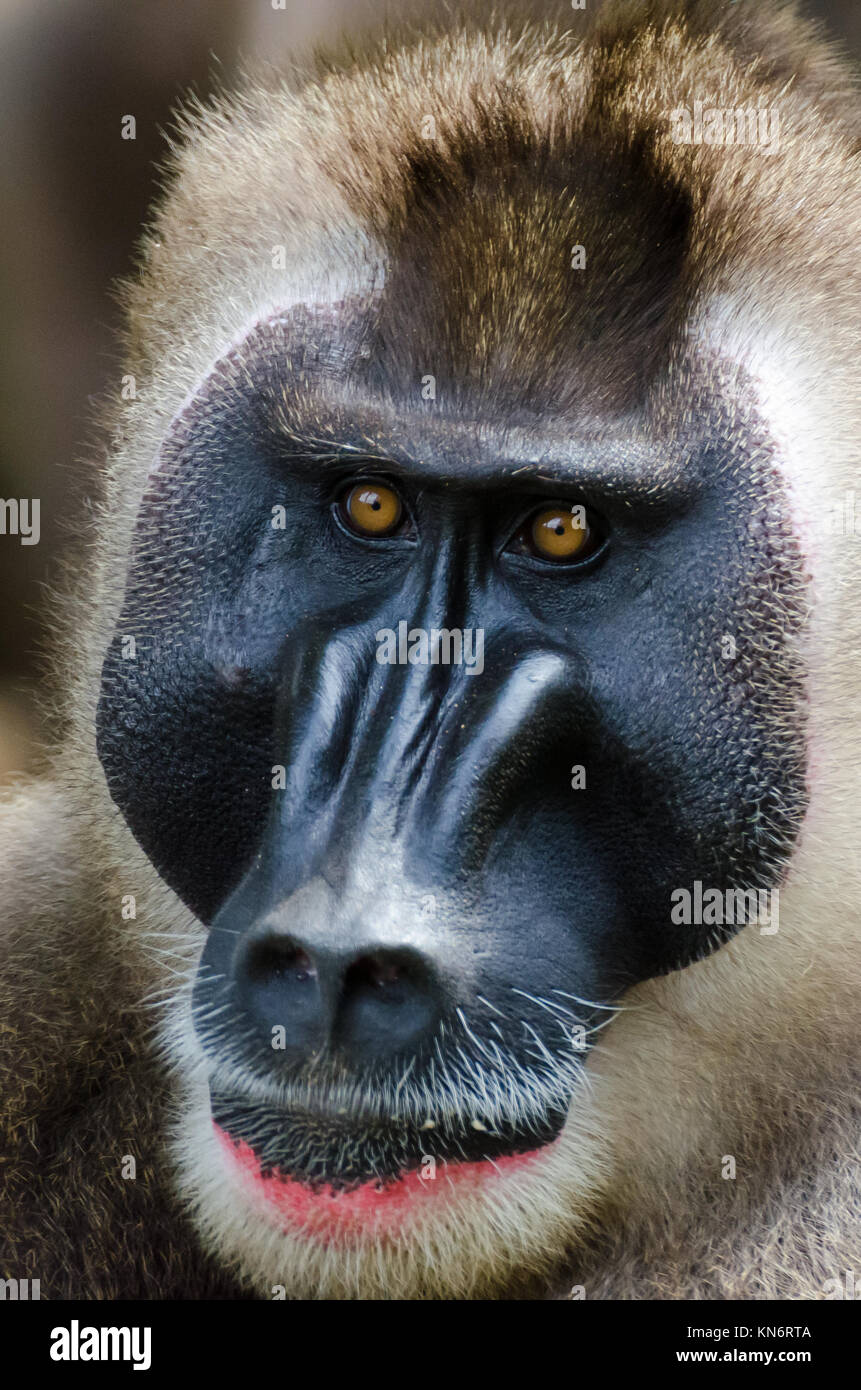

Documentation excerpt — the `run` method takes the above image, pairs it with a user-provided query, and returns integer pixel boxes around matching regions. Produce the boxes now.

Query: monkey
[1,0,860,1302]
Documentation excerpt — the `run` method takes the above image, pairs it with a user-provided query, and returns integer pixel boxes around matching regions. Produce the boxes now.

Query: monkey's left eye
[506,503,605,565]
[335,480,413,539]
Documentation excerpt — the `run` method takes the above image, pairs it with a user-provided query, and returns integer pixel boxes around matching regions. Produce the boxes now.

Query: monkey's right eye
[505,502,606,566]
[335,480,412,539]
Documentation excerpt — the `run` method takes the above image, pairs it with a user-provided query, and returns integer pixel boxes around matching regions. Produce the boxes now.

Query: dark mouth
[211,1090,568,1191]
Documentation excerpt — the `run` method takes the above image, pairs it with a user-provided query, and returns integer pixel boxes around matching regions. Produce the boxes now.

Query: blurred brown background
[1,0,858,780]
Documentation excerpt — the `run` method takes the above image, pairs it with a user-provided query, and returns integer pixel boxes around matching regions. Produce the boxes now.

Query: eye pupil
[517,503,603,564]
[339,480,405,538]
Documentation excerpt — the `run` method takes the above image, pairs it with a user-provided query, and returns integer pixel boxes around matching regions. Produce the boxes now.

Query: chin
[171,1069,596,1300]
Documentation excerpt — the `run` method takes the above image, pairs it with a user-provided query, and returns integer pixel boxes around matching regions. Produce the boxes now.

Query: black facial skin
[97,310,808,1188]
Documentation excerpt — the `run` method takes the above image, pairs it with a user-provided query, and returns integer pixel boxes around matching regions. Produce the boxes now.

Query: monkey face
[96,295,807,1256]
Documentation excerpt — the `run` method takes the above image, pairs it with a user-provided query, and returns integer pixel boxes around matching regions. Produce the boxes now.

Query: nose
[234,931,443,1065]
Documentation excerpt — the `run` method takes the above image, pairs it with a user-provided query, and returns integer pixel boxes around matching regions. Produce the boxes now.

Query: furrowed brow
[271,406,704,511]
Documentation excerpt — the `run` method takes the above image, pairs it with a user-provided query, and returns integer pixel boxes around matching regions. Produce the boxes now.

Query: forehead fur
[120,0,861,426]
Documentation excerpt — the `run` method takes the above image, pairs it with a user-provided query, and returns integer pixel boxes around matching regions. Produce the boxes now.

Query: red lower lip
[214,1122,549,1241]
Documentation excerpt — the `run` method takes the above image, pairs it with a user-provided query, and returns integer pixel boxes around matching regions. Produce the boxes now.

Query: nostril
[247,940,317,985]
[336,948,439,1057]
[346,951,421,995]
[234,934,328,1059]
[228,934,441,1064]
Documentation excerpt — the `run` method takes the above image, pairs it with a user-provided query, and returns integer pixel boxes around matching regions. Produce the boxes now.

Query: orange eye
[515,503,602,564]
[338,481,405,538]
